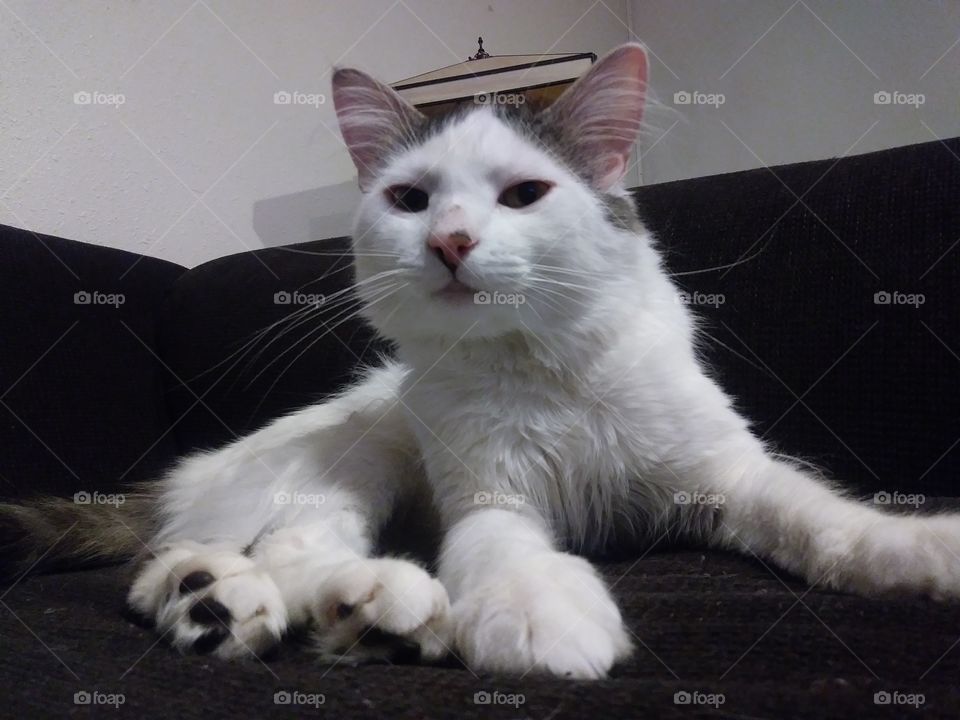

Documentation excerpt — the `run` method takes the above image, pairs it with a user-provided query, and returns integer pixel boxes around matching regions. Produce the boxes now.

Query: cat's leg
[127,363,452,660]
[439,506,632,679]
[677,431,960,599]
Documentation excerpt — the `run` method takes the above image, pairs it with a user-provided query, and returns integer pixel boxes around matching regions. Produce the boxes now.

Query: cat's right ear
[542,44,647,191]
[331,68,425,191]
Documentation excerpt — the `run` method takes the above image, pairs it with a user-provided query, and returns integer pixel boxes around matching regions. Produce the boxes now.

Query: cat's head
[332,44,648,346]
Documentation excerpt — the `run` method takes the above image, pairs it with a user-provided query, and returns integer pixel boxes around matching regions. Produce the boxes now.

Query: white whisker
[241,281,400,389]
[249,282,408,412]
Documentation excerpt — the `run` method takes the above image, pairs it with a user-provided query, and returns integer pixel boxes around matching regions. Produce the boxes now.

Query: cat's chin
[370,298,534,347]
[432,279,477,303]
[363,279,551,344]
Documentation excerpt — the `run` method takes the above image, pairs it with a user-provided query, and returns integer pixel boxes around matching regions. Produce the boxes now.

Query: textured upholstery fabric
[155,238,388,456]
[0,226,185,499]
[635,137,960,499]
[1,136,959,718]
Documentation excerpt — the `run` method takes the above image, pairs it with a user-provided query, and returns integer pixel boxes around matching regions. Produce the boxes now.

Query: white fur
[130,44,960,678]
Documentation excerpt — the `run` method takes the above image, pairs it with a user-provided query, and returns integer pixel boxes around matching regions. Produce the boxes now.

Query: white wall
[0,0,632,267]
[3,2,958,268]
[632,0,960,184]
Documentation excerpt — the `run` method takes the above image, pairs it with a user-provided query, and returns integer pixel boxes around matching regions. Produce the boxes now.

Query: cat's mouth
[433,279,478,302]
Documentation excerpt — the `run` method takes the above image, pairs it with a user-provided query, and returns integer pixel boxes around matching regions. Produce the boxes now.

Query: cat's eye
[386,185,429,213]
[498,180,552,209]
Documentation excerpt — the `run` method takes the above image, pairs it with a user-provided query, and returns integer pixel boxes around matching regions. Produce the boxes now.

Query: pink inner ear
[547,44,648,191]
[595,154,627,192]
[331,68,423,191]
[337,108,383,190]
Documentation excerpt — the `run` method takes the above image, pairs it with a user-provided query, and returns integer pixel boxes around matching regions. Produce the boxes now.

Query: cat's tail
[0,487,158,578]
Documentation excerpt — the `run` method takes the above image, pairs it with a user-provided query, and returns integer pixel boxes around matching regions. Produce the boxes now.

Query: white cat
[65,44,960,678]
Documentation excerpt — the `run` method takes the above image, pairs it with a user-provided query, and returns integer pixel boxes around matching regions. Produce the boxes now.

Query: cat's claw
[452,552,632,679]
[309,558,454,664]
[127,542,287,659]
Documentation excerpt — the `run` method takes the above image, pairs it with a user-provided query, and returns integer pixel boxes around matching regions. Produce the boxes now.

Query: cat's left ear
[543,44,647,191]
[332,67,426,191]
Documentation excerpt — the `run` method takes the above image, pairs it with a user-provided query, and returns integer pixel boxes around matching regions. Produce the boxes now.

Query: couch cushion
[3,534,959,719]
[0,225,186,499]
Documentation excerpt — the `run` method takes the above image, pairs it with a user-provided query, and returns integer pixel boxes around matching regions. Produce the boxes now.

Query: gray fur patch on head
[495,102,642,231]
[598,193,643,232]
[395,101,642,231]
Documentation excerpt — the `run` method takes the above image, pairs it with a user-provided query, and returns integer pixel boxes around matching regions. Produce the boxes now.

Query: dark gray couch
[2,136,959,718]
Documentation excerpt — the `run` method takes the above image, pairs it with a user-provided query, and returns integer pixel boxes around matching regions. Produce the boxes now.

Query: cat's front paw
[127,542,287,659]
[452,552,632,679]
[838,515,960,599]
[309,558,453,664]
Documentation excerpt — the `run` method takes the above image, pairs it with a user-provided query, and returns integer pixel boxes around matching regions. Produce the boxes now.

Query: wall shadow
[252,180,361,247]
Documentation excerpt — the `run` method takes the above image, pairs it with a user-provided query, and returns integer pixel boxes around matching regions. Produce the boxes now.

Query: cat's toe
[192,625,230,655]
[176,568,287,659]
[188,597,232,625]
[310,558,453,663]
[179,570,216,594]
[128,543,287,660]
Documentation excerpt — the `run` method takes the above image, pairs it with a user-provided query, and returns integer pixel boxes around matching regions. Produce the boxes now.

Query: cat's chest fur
[399,336,668,550]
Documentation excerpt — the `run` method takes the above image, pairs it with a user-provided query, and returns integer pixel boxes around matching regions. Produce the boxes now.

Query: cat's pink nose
[428,230,476,272]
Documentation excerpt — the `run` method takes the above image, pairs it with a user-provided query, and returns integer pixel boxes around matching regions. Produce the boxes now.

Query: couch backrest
[635,137,960,497]
[158,137,960,498]
[156,236,389,455]
[0,226,185,499]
